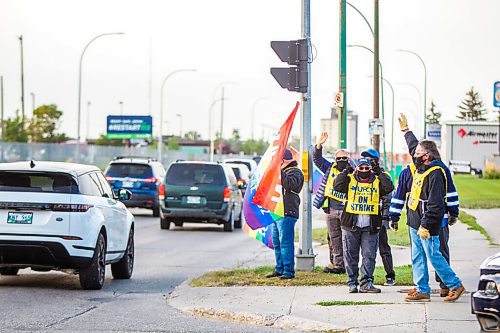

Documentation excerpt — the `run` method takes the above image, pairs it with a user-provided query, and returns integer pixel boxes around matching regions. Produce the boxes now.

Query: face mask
[415,156,425,167]
[358,171,371,179]
[336,161,347,170]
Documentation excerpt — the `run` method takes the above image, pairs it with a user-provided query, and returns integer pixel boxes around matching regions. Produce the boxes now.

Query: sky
[0,0,499,153]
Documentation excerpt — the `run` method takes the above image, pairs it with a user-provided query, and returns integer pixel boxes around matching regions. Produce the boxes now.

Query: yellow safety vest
[408,165,447,211]
[324,165,347,202]
[345,174,380,215]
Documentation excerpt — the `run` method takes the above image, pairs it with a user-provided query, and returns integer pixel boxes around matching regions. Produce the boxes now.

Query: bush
[484,171,500,179]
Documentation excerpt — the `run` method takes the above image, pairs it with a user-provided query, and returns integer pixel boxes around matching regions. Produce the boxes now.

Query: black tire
[79,233,106,290]
[0,267,19,276]
[223,210,234,232]
[160,217,171,230]
[111,228,134,279]
[234,207,242,229]
[152,205,160,217]
[174,222,184,227]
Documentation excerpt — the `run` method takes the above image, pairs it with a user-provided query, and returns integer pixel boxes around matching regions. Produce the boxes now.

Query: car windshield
[231,167,241,179]
[0,172,77,194]
[166,164,225,186]
[106,163,153,179]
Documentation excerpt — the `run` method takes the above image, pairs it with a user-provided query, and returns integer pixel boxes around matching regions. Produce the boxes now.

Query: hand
[448,216,458,226]
[373,165,382,175]
[389,214,400,223]
[345,163,354,174]
[389,221,399,231]
[398,113,409,132]
[417,226,430,240]
[316,132,328,149]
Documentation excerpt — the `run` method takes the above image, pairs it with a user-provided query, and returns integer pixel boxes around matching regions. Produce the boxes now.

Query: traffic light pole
[372,0,380,153]
[296,0,315,271]
[338,0,347,149]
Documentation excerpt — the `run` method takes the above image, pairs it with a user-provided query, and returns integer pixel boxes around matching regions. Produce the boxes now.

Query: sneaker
[348,285,358,293]
[280,274,295,280]
[404,289,431,302]
[440,288,450,297]
[359,283,381,293]
[384,278,396,286]
[444,284,465,303]
[265,271,282,278]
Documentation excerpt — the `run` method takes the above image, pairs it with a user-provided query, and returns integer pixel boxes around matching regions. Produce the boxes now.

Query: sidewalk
[167,216,499,332]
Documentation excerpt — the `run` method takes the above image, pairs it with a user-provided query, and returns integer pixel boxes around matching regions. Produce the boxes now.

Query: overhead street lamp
[396,49,427,138]
[157,68,197,163]
[251,97,269,140]
[77,32,124,161]
[211,82,237,161]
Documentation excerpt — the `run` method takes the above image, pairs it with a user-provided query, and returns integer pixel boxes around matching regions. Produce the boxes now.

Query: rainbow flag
[242,222,274,249]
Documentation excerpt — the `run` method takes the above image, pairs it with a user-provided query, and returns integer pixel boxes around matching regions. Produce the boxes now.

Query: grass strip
[316,300,391,306]
[459,210,497,245]
[190,265,413,287]
[453,175,500,209]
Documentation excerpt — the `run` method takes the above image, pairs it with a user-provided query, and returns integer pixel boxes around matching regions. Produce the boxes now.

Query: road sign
[107,116,153,139]
[368,118,384,136]
[494,81,500,108]
[333,92,344,107]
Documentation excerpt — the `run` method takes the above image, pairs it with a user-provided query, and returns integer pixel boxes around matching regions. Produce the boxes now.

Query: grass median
[454,175,500,208]
[190,265,413,287]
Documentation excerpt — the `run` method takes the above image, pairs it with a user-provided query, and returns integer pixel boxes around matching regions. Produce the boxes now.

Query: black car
[472,252,500,332]
[104,156,165,216]
[158,161,243,231]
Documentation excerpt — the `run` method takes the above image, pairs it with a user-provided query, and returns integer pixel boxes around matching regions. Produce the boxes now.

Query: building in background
[320,108,358,153]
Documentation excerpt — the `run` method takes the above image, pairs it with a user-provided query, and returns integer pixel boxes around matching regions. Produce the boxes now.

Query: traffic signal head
[270,39,309,93]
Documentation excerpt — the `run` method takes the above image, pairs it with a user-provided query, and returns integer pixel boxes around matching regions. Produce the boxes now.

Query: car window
[231,167,241,179]
[78,173,102,197]
[96,172,114,198]
[166,164,225,186]
[230,161,252,171]
[0,172,77,194]
[106,163,153,179]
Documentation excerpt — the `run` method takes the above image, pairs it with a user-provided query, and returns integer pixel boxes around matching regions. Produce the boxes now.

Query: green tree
[94,134,124,146]
[426,101,441,125]
[228,128,241,153]
[27,104,69,142]
[457,87,487,121]
[4,110,28,142]
[241,139,268,155]
[167,137,180,150]
[183,130,201,140]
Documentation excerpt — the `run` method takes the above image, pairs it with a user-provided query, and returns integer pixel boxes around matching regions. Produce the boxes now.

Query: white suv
[0,161,135,290]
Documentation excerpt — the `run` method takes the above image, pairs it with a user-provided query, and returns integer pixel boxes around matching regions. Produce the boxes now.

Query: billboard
[106,116,153,139]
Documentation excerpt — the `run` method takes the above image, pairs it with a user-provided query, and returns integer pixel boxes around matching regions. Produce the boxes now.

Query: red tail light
[50,204,93,212]
[143,176,157,184]
[158,183,165,200]
[223,186,230,202]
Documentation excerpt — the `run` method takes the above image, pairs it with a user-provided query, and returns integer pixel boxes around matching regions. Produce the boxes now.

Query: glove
[417,226,430,240]
[389,214,400,222]
[373,165,382,175]
[448,216,458,226]
[389,220,399,231]
[398,113,409,132]
[342,164,354,174]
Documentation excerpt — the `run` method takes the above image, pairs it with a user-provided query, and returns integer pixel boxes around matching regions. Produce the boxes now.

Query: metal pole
[373,0,380,152]
[86,101,91,141]
[148,36,152,115]
[218,87,225,161]
[30,92,35,113]
[208,98,223,161]
[0,76,4,142]
[77,32,124,162]
[176,114,182,138]
[297,0,314,271]
[338,0,347,149]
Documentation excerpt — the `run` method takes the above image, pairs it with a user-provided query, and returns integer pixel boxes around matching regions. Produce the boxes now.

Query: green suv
[158,161,243,231]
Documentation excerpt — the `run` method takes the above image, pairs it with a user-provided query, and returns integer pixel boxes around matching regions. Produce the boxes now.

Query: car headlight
[484,281,499,297]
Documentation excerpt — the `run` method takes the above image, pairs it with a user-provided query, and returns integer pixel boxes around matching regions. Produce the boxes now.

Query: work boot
[440,288,450,297]
[265,271,282,278]
[279,274,294,280]
[444,284,465,303]
[323,263,335,273]
[359,282,381,293]
[404,289,431,302]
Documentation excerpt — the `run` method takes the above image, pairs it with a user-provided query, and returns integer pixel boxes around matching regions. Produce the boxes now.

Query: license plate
[122,181,134,188]
[7,212,33,224]
[186,196,201,204]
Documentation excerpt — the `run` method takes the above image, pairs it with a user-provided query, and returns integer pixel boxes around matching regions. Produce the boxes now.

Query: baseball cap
[357,157,371,166]
[361,148,380,160]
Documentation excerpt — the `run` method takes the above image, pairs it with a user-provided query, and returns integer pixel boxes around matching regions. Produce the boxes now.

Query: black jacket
[407,161,447,236]
[333,170,394,233]
[281,161,304,218]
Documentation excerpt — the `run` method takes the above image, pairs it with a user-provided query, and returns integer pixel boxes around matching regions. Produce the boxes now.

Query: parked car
[449,160,482,176]
[159,161,243,231]
[0,161,135,290]
[223,158,257,176]
[472,252,500,332]
[225,162,250,192]
[104,156,165,217]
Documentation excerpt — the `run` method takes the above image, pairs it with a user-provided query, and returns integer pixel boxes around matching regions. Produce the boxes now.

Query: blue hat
[357,157,371,166]
[282,148,293,161]
[361,148,380,160]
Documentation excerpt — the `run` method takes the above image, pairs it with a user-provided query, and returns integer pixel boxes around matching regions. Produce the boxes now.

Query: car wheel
[111,228,134,279]
[79,233,106,290]
[223,210,235,232]
[160,217,171,230]
[0,267,19,276]
[152,205,160,217]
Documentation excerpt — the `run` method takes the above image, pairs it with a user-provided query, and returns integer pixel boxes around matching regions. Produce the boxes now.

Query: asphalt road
[0,209,289,333]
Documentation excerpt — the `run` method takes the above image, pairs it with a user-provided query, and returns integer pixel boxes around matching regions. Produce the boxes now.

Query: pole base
[295,253,316,271]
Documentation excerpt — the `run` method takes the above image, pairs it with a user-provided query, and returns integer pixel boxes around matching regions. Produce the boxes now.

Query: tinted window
[166,164,225,186]
[78,174,102,197]
[231,161,252,171]
[226,167,237,186]
[0,172,77,193]
[106,163,153,178]
[231,167,241,179]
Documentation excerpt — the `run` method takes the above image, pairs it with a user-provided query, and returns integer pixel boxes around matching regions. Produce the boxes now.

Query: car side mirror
[118,188,132,201]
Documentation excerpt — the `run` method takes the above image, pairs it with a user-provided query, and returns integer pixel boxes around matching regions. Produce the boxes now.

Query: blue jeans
[272,216,297,277]
[342,227,379,287]
[409,227,461,295]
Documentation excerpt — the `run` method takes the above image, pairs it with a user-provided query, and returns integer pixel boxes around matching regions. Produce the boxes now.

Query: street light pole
[18,35,25,123]
[397,49,427,138]
[158,68,196,163]
[373,0,380,152]
[0,75,4,142]
[208,98,224,162]
[86,101,91,141]
[218,87,225,161]
[176,114,183,138]
[338,0,347,149]
[77,32,124,161]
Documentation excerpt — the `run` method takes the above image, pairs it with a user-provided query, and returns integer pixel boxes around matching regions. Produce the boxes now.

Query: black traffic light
[270,39,308,93]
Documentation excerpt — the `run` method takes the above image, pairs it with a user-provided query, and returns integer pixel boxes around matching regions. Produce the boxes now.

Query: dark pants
[378,225,395,279]
[342,227,379,287]
[326,209,344,269]
[436,225,450,289]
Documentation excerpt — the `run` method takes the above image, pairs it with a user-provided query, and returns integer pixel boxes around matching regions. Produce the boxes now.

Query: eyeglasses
[357,166,371,172]
[414,150,429,155]
[336,157,348,161]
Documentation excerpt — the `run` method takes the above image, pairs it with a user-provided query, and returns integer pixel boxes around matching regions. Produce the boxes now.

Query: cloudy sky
[0,0,498,152]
